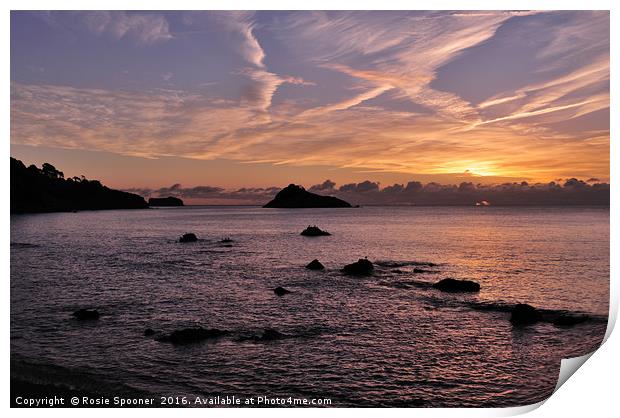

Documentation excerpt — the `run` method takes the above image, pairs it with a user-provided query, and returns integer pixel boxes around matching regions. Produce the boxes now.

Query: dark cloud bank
[125,178,609,206]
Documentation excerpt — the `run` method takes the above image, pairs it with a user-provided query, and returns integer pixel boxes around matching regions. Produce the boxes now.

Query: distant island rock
[10,157,148,213]
[148,196,184,207]
[263,184,351,208]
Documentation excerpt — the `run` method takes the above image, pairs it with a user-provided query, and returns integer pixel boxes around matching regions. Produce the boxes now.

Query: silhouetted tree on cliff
[10,157,148,213]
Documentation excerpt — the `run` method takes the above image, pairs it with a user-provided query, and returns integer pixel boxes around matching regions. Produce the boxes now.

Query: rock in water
[306,259,325,270]
[144,328,155,336]
[510,304,542,325]
[433,278,481,293]
[179,233,198,243]
[156,327,228,344]
[300,226,331,236]
[343,258,374,275]
[148,196,184,206]
[274,287,291,296]
[263,184,351,208]
[72,309,100,320]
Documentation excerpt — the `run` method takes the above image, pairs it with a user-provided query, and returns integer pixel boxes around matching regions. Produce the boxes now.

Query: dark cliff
[11,157,148,213]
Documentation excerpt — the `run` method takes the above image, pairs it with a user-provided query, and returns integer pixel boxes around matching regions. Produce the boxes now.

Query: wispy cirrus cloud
[207,11,266,68]
[197,11,314,113]
[84,11,173,44]
[11,11,610,184]
[11,75,609,182]
[475,57,609,128]
[280,11,519,123]
[36,11,174,45]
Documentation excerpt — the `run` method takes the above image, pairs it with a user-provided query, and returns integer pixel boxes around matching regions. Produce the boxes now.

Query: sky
[10,11,610,202]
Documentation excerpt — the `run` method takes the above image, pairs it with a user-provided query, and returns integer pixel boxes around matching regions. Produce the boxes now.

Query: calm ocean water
[10,206,609,407]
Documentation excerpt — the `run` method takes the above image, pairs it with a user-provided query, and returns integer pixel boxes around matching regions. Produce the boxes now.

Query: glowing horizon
[10,11,610,189]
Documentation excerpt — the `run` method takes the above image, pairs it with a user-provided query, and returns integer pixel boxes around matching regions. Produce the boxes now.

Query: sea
[10,206,609,407]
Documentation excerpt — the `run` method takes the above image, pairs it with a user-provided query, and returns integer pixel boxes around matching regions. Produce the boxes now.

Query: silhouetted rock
[143,328,155,336]
[274,286,291,296]
[263,184,351,208]
[300,226,331,236]
[72,309,100,320]
[510,304,542,325]
[10,157,148,213]
[306,259,325,270]
[343,258,374,275]
[433,278,480,293]
[220,237,233,243]
[179,233,198,243]
[553,314,589,327]
[413,268,433,274]
[148,196,184,207]
[156,327,228,344]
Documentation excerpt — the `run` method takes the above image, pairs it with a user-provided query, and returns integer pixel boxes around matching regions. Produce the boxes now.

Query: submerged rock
[156,327,228,344]
[392,282,411,289]
[263,184,351,208]
[143,328,155,336]
[306,259,325,270]
[260,328,285,341]
[72,309,100,320]
[179,233,198,243]
[300,226,331,236]
[274,286,291,296]
[433,278,480,293]
[510,304,542,326]
[343,258,374,275]
[238,328,287,343]
[553,314,589,327]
